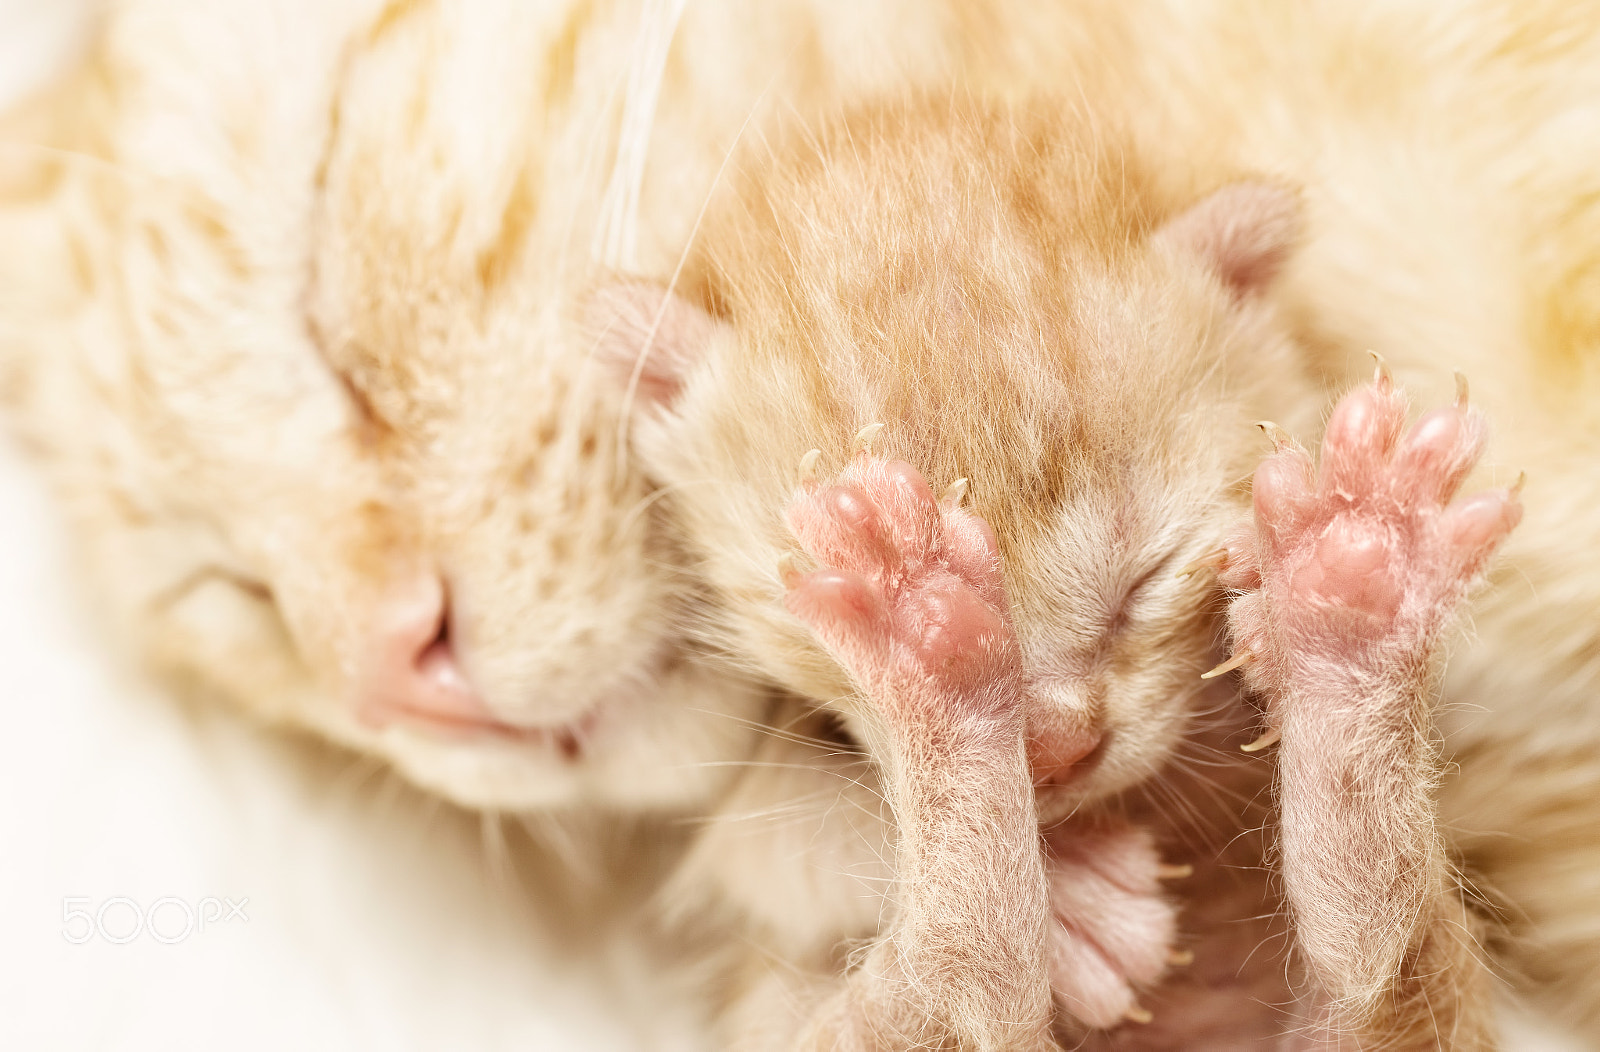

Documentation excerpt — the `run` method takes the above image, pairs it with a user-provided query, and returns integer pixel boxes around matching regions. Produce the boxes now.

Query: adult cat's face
[0,0,762,810]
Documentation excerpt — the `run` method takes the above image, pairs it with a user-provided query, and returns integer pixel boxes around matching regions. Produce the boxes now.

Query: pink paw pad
[1043,823,1183,1029]
[1227,368,1522,678]
[780,437,1018,719]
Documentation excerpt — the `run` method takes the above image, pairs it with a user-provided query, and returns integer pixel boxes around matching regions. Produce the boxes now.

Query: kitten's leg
[1221,371,1520,1048]
[779,449,1056,1051]
[1042,822,1182,1032]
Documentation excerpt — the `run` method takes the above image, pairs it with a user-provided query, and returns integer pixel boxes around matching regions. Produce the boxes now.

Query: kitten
[602,5,1600,1044]
[593,89,1538,1046]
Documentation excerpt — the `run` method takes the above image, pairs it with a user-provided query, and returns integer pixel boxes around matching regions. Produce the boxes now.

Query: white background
[0,1,1588,1048]
[0,410,708,1051]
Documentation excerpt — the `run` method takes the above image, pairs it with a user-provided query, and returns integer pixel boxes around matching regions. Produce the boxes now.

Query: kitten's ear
[1153,182,1303,296]
[585,282,722,411]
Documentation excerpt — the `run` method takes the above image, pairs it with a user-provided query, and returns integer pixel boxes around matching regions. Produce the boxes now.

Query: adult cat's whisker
[669,790,843,828]
[608,68,778,472]
[0,140,146,185]
[685,707,854,754]
[478,809,514,887]
[616,476,688,541]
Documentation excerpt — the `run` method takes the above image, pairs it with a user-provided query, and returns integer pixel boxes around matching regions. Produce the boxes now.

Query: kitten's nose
[356,572,496,731]
[1027,701,1103,786]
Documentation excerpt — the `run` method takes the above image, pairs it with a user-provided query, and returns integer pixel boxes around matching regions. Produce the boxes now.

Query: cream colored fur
[0,0,895,809]
[6,0,1600,1048]
[1099,3,1600,1035]
[0,0,1079,809]
[618,98,1317,1047]
[606,2,1600,1047]
[0,1,1096,1047]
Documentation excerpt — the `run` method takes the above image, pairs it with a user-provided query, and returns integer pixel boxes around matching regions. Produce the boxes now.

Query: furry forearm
[1275,671,1497,1050]
[793,710,1055,1051]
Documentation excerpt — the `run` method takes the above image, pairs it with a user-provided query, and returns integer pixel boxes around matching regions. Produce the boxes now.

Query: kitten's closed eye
[1103,548,1185,635]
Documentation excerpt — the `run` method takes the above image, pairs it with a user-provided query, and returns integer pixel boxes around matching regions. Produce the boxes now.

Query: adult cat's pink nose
[356,573,496,731]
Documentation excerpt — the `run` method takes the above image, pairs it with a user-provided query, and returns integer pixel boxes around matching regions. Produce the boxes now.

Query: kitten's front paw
[1222,365,1522,699]
[779,428,1020,724]
[1044,822,1183,1030]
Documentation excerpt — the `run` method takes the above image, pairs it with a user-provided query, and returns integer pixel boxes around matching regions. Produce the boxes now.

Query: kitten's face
[0,0,762,811]
[601,105,1318,809]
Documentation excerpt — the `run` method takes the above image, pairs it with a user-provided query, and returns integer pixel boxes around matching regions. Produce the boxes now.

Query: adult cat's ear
[585,281,722,412]
[1153,182,1303,296]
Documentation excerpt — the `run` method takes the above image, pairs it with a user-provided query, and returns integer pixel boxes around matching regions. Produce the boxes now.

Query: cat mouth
[362,641,676,760]
[359,638,607,758]
[373,701,601,759]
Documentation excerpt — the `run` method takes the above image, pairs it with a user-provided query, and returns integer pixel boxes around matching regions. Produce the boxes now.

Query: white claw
[1166,948,1195,967]
[1240,726,1282,753]
[1124,1005,1154,1025]
[798,448,822,485]
[1175,547,1228,579]
[1510,470,1527,498]
[1454,371,1469,409]
[1156,863,1193,880]
[1368,349,1392,387]
[777,552,803,589]
[1254,420,1294,451]
[853,422,885,454]
[940,477,969,508]
[1200,651,1254,680]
